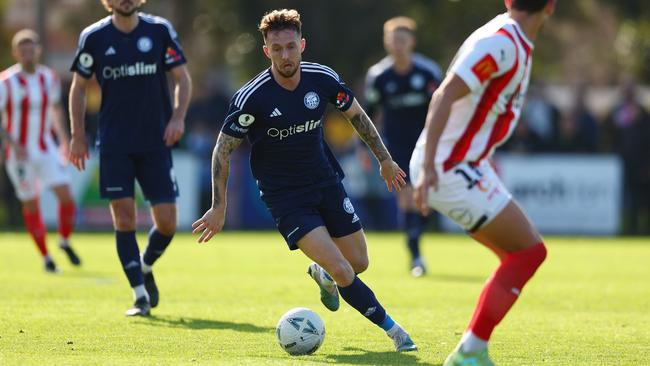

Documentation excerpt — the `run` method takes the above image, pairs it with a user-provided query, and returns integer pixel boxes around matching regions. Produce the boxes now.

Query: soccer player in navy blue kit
[192,9,417,352]
[365,17,442,277]
[68,0,192,316]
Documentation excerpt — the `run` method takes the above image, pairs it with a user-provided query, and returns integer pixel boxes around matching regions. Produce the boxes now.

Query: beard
[275,63,299,78]
[113,2,139,17]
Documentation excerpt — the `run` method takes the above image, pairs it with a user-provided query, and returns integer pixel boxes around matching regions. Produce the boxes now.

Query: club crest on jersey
[304,92,320,110]
[335,91,350,109]
[137,37,153,53]
[410,74,425,89]
[238,114,255,127]
[343,197,355,214]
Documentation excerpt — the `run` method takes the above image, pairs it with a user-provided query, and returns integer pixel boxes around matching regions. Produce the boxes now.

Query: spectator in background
[553,85,599,153]
[185,73,231,214]
[501,118,546,153]
[605,82,650,235]
[520,82,559,150]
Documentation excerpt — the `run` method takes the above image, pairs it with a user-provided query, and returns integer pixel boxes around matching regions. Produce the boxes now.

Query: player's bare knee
[112,208,136,231]
[155,217,177,236]
[351,256,369,274]
[325,260,355,286]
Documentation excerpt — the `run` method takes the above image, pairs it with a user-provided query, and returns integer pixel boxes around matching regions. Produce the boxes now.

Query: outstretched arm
[343,99,406,192]
[192,132,243,242]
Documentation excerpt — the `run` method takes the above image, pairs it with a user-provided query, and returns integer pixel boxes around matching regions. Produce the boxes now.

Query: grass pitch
[0,231,649,365]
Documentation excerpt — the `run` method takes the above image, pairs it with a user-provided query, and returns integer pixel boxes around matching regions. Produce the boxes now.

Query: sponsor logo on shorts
[448,207,474,227]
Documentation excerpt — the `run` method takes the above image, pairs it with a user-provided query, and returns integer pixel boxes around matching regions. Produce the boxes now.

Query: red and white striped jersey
[0,64,62,159]
[415,13,533,171]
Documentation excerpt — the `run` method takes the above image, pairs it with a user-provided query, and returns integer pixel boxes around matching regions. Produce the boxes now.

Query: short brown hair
[100,0,147,12]
[258,9,302,39]
[383,16,417,34]
[12,29,39,48]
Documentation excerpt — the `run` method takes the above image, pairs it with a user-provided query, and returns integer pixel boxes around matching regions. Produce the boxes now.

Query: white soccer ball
[276,307,325,355]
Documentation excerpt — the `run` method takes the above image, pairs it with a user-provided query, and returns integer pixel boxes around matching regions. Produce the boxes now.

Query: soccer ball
[276,307,325,355]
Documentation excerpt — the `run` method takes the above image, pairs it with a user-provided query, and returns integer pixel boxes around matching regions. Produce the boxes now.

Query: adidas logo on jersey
[269,108,282,117]
[105,46,116,56]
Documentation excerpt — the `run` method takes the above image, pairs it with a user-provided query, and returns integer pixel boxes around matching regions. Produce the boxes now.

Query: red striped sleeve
[38,73,48,151]
[442,29,520,172]
[471,29,529,164]
[4,78,13,158]
[17,75,29,148]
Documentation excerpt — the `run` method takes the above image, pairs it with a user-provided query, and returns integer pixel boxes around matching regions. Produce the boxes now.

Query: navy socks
[338,276,387,326]
[142,229,173,266]
[405,212,425,259]
[115,231,143,287]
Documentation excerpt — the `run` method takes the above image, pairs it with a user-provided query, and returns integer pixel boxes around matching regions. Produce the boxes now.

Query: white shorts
[5,149,70,201]
[410,155,511,232]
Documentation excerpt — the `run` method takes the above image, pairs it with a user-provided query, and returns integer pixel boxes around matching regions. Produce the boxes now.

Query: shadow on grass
[143,315,273,333]
[325,347,439,365]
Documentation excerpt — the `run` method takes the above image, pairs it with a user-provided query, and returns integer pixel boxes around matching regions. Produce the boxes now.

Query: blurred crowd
[2,74,650,235]
[178,76,650,236]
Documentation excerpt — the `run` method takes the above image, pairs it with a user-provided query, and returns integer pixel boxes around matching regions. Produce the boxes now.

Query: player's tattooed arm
[343,99,391,162]
[211,132,243,208]
[193,132,243,243]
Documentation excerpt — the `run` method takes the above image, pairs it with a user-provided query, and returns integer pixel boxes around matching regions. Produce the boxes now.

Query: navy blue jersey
[365,54,441,154]
[221,62,354,202]
[70,13,187,153]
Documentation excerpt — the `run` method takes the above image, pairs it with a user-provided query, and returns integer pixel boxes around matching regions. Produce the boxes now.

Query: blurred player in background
[411,0,555,364]
[0,29,81,273]
[68,0,192,316]
[365,16,442,277]
[193,9,417,352]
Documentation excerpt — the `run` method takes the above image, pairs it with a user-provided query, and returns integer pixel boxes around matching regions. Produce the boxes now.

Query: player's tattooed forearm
[349,113,391,162]
[211,133,243,207]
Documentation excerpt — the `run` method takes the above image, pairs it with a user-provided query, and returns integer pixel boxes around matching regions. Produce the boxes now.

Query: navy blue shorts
[265,183,362,250]
[99,150,178,204]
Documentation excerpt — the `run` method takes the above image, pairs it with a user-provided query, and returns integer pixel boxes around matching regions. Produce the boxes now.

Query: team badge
[304,92,320,110]
[78,52,94,68]
[335,91,350,109]
[343,197,355,214]
[238,114,255,127]
[137,36,153,53]
[410,74,425,89]
[385,82,397,94]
